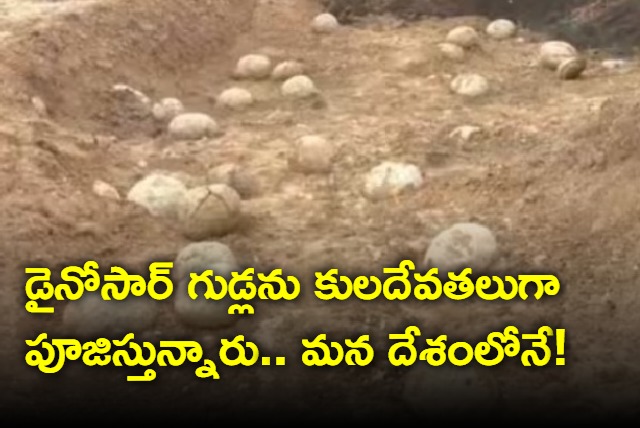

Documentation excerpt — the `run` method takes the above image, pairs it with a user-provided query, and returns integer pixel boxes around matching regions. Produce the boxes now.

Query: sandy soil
[0,0,639,422]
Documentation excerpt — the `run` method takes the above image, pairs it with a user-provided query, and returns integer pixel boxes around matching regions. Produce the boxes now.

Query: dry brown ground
[0,0,639,421]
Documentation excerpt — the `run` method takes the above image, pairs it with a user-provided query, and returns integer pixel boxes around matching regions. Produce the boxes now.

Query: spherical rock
[174,241,238,281]
[281,75,318,99]
[168,113,220,140]
[311,13,339,33]
[217,87,254,110]
[290,135,335,174]
[152,97,184,122]
[445,26,479,48]
[62,292,159,338]
[178,184,241,240]
[539,41,578,70]
[403,365,499,419]
[127,173,187,219]
[364,161,423,200]
[558,56,587,80]
[233,54,272,79]
[423,222,498,273]
[486,19,517,39]
[271,61,306,80]
[450,73,490,97]
[173,241,239,329]
[438,42,465,61]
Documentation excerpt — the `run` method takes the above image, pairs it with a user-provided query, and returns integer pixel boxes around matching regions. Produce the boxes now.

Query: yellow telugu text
[24,261,174,314]
[25,260,561,316]
[24,332,267,381]
[388,325,566,367]
[314,260,560,302]
[302,334,375,367]
[188,267,300,316]
[24,263,300,316]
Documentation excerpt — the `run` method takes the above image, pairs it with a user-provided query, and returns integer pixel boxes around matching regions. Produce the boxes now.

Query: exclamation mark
[556,329,565,366]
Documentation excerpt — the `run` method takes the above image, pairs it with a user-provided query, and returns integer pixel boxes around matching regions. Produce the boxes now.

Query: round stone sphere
[446,26,479,48]
[168,113,220,140]
[423,222,498,273]
[290,135,335,174]
[233,54,272,79]
[173,241,240,329]
[539,41,578,70]
[152,97,185,122]
[311,13,339,33]
[178,184,241,240]
[127,173,187,219]
[217,87,254,110]
[486,19,517,40]
[558,56,587,80]
[364,161,423,200]
[281,75,318,98]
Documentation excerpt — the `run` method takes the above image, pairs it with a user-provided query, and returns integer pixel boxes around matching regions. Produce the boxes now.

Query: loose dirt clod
[167,112,221,140]
[92,180,121,200]
[217,87,254,110]
[173,241,240,329]
[423,222,498,273]
[450,73,490,97]
[31,96,47,117]
[126,173,187,219]
[178,184,241,240]
[449,125,482,141]
[364,161,423,200]
[111,83,152,117]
